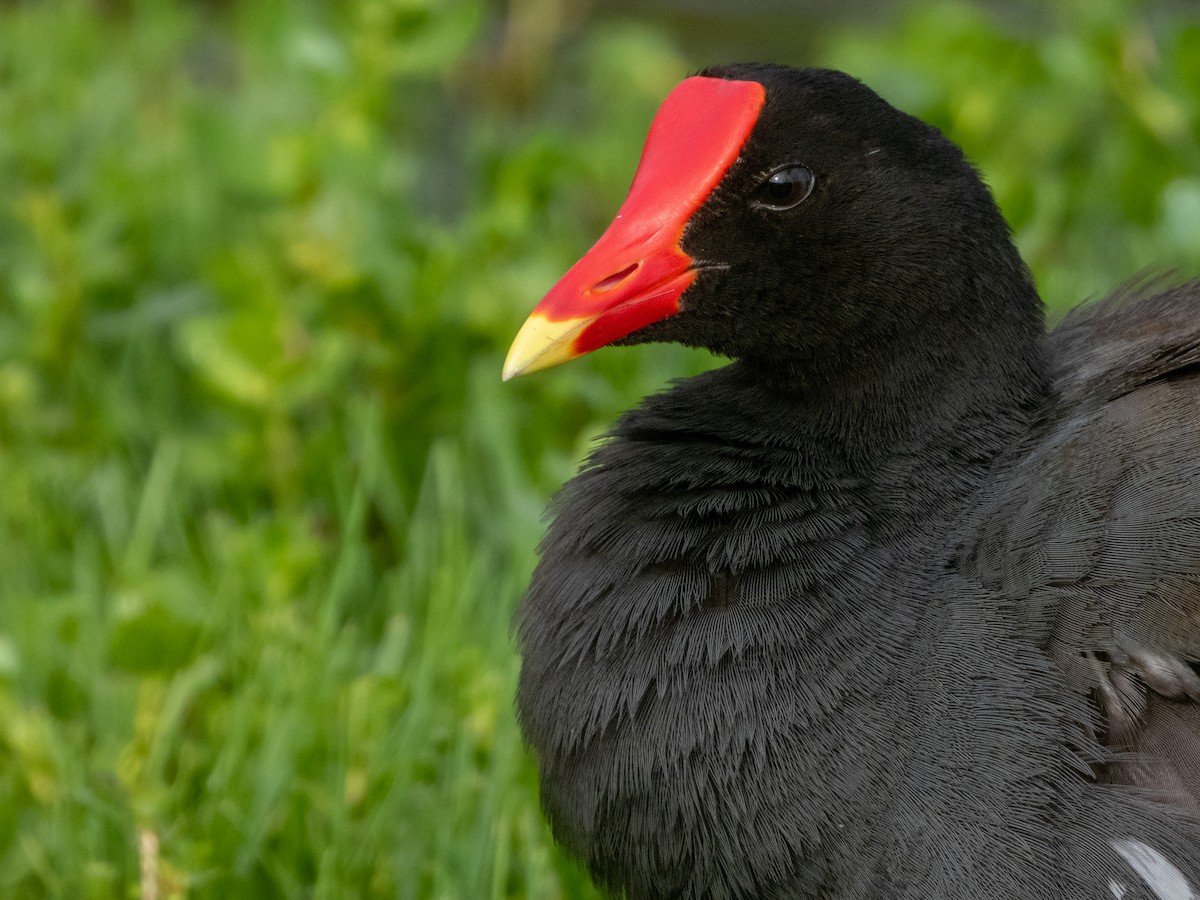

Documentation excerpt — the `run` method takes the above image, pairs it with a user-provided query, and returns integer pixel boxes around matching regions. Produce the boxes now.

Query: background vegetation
[0,0,1198,896]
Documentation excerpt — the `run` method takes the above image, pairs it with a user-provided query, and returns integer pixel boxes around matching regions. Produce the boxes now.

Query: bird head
[504,64,1039,386]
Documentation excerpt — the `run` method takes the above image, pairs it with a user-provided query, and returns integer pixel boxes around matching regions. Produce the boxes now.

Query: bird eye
[754,166,814,211]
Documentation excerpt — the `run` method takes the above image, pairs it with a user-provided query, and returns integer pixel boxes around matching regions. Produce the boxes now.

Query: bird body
[506,65,1200,898]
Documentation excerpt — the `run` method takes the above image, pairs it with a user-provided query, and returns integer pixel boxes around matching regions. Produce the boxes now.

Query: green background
[1,0,1198,896]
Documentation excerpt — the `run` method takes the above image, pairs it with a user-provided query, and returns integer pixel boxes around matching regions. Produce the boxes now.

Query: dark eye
[754,166,815,211]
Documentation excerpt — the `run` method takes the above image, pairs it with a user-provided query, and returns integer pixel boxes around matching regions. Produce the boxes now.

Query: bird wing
[966,280,1200,812]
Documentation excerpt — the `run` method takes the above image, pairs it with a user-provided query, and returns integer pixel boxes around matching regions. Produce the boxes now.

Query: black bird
[503,64,1200,899]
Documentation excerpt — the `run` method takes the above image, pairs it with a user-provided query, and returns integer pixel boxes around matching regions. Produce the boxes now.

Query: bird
[503,63,1200,899]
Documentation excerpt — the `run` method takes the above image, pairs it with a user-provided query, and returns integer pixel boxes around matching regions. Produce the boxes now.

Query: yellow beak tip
[501,313,593,381]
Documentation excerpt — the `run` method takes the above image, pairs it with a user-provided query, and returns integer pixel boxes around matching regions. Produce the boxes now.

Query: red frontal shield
[503,76,765,379]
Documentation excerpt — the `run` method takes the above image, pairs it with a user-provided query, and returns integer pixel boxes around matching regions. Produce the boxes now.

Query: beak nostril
[591,263,639,293]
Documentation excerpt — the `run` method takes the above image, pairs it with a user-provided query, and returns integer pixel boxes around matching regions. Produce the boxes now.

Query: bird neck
[735,269,1050,474]
[719,324,1050,518]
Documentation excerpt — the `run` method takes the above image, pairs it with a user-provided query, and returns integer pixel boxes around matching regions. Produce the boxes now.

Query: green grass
[0,0,1198,897]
